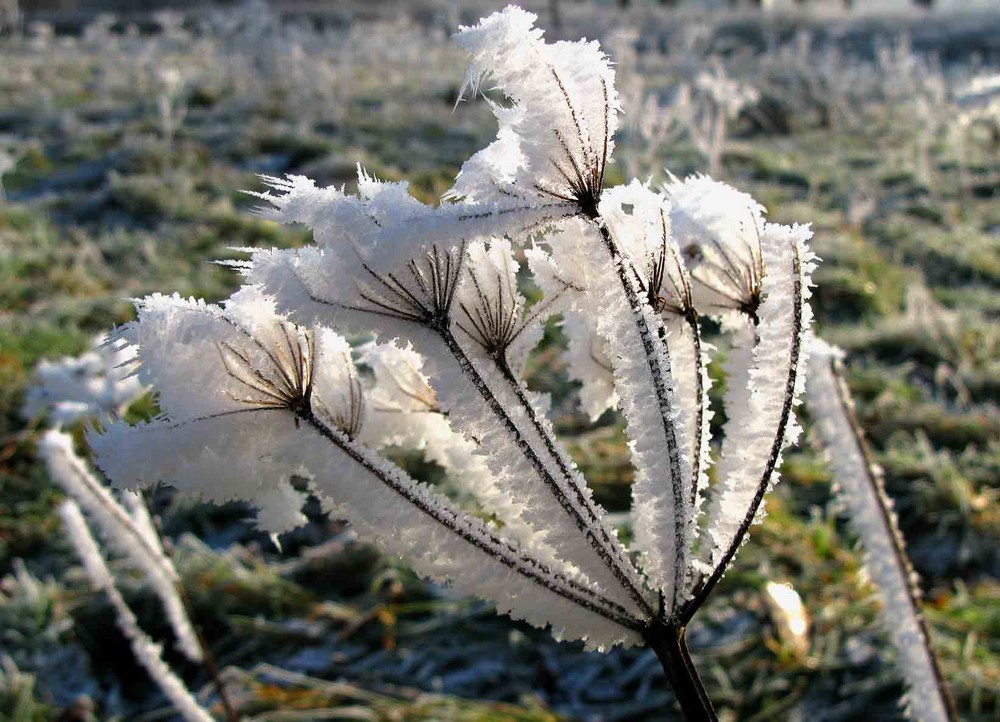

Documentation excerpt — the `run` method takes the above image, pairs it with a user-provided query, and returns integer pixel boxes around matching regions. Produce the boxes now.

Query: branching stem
[642,622,718,722]
[438,326,653,618]
[492,356,655,618]
[298,407,643,631]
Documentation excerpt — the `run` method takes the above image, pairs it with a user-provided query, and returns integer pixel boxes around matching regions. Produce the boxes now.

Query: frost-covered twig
[58,500,216,722]
[807,340,957,722]
[40,430,203,664]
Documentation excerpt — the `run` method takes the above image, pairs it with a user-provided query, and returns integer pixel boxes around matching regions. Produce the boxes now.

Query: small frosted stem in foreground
[59,500,217,722]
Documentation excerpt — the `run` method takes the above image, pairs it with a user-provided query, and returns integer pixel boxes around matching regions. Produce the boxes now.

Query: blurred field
[1,3,998,721]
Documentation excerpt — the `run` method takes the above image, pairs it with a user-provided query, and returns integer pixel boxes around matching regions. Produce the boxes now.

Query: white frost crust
[59,501,215,722]
[90,286,640,649]
[663,316,713,522]
[452,329,648,614]
[250,171,575,268]
[808,340,951,722]
[358,339,556,569]
[305,423,640,651]
[564,311,618,421]
[699,222,816,575]
[525,230,619,422]
[454,238,544,377]
[89,288,316,533]
[40,431,203,663]
[450,6,618,205]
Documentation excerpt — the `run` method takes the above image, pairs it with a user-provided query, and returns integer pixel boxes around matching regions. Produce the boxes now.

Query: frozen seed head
[216,319,315,419]
[456,239,527,360]
[600,181,696,321]
[451,6,618,218]
[664,174,767,321]
[351,243,466,330]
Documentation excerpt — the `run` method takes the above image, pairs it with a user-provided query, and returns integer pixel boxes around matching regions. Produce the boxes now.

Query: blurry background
[1,1,998,720]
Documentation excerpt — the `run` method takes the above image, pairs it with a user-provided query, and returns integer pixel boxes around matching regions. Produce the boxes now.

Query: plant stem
[814,351,958,722]
[642,621,718,722]
[141,495,239,722]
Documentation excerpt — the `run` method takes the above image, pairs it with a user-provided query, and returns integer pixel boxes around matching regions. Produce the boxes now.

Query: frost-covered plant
[22,334,144,426]
[156,67,188,148]
[58,500,215,722]
[22,339,235,721]
[629,58,758,178]
[0,142,17,202]
[41,431,203,665]
[807,341,957,722]
[91,8,817,720]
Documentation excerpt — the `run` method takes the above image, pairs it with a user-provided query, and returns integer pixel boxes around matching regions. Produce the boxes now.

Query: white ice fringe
[450,6,618,206]
[40,430,203,662]
[249,170,575,269]
[58,501,215,722]
[808,340,953,722]
[699,222,816,577]
[22,333,144,425]
[90,289,644,649]
[306,422,640,651]
[550,218,694,612]
[601,182,715,530]
[358,339,555,563]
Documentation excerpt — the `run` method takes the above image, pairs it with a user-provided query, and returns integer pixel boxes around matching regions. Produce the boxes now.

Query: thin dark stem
[642,621,718,722]
[685,313,705,508]
[681,247,804,625]
[825,356,958,722]
[178,586,239,722]
[593,218,688,614]
[299,407,643,630]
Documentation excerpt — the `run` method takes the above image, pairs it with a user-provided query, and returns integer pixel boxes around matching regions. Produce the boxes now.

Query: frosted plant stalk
[40,430,203,663]
[58,500,215,722]
[807,340,956,722]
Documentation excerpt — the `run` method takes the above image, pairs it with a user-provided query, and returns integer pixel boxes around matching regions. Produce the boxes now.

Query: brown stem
[642,621,718,722]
